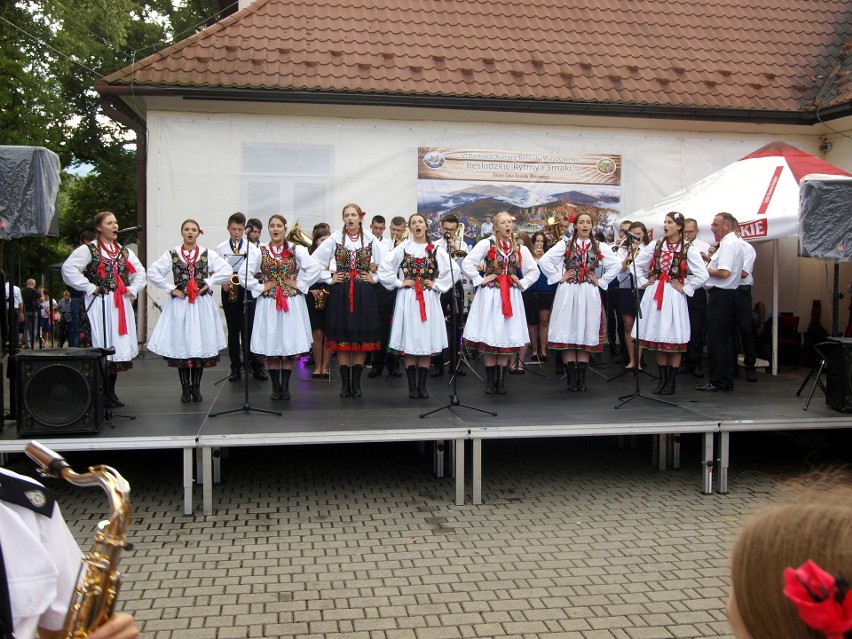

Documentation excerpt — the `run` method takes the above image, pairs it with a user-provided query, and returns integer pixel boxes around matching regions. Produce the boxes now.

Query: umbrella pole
[772,239,779,375]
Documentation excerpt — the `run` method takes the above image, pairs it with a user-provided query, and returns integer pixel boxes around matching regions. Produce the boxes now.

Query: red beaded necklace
[180,245,199,264]
[99,240,120,259]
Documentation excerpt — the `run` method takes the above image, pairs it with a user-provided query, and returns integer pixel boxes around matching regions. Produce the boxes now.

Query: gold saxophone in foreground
[25,441,132,639]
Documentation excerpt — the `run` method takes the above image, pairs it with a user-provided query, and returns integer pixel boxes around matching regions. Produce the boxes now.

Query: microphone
[245,224,254,234]
[117,225,143,235]
[624,230,642,241]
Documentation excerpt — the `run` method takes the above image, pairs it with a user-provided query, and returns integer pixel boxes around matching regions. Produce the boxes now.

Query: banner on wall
[417,148,622,242]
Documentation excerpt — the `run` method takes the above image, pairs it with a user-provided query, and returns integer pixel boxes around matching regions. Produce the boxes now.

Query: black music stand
[421,234,496,419]
[798,342,829,411]
[210,245,281,418]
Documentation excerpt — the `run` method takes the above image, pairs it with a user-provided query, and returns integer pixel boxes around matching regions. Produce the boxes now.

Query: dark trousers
[733,285,756,369]
[707,288,737,388]
[372,285,397,371]
[68,294,82,347]
[686,288,707,366]
[221,288,257,371]
[605,288,624,355]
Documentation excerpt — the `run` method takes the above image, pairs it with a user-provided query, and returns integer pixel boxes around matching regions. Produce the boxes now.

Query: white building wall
[143,105,851,339]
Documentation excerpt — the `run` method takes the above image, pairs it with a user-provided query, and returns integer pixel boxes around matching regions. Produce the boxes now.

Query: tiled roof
[102,0,852,118]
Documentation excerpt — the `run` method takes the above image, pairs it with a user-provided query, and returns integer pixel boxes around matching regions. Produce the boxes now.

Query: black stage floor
[2,349,848,513]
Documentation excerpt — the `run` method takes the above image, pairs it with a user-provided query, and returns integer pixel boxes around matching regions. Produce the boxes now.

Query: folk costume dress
[461,238,539,354]
[378,239,455,357]
[146,245,230,366]
[244,242,321,358]
[310,230,385,352]
[631,239,709,352]
[539,237,621,352]
[61,240,146,372]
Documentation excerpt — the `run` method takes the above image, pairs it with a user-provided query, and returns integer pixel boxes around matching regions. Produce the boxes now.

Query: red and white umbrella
[630,141,851,244]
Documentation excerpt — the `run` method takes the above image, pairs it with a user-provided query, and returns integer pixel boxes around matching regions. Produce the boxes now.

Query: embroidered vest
[401,250,439,282]
[482,243,520,289]
[169,249,209,293]
[84,243,131,291]
[259,245,299,298]
[562,240,601,284]
[334,242,373,281]
[649,240,692,283]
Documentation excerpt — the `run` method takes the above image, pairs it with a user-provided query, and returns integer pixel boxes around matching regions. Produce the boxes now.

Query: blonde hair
[492,211,513,226]
[730,480,852,639]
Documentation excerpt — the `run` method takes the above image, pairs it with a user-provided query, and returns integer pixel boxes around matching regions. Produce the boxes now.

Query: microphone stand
[211,243,281,418]
[615,250,676,409]
[421,233,496,419]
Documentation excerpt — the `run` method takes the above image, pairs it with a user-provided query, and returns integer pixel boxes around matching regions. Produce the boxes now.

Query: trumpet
[286,222,312,248]
[227,272,240,303]
[449,223,468,258]
[26,441,132,639]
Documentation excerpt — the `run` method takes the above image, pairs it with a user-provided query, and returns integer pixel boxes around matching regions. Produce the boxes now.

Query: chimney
[238,0,257,9]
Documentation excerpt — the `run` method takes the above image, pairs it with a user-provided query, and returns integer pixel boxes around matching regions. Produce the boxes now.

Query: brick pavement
[7,433,846,639]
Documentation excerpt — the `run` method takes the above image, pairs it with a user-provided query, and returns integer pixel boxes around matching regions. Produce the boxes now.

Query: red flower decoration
[426,243,434,253]
[681,260,688,274]
[597,252,604,260]
[487,246,496,261]
[568,215,577,224]
[783,560,852,639]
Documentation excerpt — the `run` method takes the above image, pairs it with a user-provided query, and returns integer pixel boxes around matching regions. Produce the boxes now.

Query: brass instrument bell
[286,222,312,248]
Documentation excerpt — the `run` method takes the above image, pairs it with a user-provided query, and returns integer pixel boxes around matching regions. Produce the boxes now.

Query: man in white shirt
[4,278,23,350]
[733,223,758,382]
[369,216,404,378]
[480,215,493,239]
[682,218,711,377]
[697,212,744,392]
[432,214,470,377]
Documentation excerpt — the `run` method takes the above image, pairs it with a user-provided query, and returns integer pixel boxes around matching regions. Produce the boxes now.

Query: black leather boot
[660,365,677,396]
[406,366,418,398]
[417,367,429,399]
[190,368,203,402]
[352,364,364,398]
[653,365,668,394]
[179,368,191,403]
[484,366,496,395]
[280,369,291,400]
[565,362,578,391]
[495,365,506,394]
[270,369,282,400]
[339,365,352,398]
[576,362,588,391]
[106,375,124,407]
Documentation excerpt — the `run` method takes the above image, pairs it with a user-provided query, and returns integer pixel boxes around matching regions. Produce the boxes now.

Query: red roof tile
[101,0,852,119]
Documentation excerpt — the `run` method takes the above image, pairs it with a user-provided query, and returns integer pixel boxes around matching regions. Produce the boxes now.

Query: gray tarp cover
[0,146,60,239]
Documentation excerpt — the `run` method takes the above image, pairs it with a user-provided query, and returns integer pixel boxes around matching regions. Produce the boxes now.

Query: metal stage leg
[702,432,714,495]
[654,435,667,470]
[202,447,214,516]
[213,447,221,484]
[434,440,445,478]
[183,447,194,516]
[472,439,482,505]
[195,448,203,484]
[449,439,455,479]
[454,439,464,506]
[717,431,730,494]
[668,434,681,469]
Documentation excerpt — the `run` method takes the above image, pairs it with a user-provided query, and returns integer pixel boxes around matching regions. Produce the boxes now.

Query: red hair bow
[568,215,577,223]
[487,246,496,261]
[783,560,852,639]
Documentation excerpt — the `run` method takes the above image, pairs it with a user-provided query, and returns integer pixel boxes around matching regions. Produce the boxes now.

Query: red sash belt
[186,279,198,304]
[276,285,289,312]
[415,279,427,321]
[349,269,357,313]
[498,274,513,317]
[653,270,670,310]
[113,277,129,336]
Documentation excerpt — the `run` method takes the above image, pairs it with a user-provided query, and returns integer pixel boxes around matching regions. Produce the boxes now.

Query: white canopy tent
[628,142,852,374]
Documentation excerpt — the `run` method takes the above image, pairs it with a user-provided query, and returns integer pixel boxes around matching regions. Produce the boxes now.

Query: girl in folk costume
[147,219,231,403]
[378,213,456,399]
[243,215,322,401]
[61,211,146,407]
[539,213,621,391]
[461,212,539,395]
[311,203,385,398]
[632,211,708,395]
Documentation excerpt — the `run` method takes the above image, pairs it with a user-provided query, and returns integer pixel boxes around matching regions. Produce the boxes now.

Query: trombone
[448,222,467,258]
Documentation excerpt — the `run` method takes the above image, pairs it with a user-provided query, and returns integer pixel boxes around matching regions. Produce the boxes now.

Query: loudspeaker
[15,348,104,436]
[817,338,852,413]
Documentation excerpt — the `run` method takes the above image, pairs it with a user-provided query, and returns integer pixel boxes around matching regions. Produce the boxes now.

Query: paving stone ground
[7,430,851,639]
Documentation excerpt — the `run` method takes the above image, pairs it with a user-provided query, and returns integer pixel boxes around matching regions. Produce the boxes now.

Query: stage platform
[1,350,847,515]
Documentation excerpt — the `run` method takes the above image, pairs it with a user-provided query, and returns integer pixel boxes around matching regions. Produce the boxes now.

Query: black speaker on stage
[15,349,105,436]
[817,338,852,413]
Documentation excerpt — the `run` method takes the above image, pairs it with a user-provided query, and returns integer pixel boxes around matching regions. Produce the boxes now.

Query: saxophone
[25,441,132,639]
[228,272,241,303]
